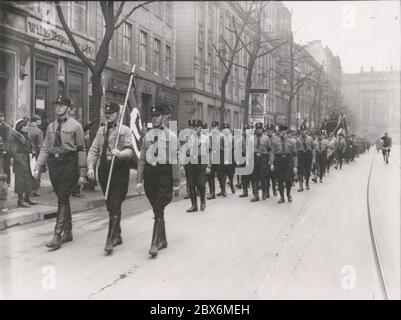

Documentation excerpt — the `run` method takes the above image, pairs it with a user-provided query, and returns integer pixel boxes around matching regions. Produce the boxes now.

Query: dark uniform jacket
[137,127,180,188]
[271,135,298,167]
[296,135,316,161]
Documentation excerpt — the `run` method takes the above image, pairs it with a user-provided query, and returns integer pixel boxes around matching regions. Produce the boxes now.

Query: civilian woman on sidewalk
[9,119,36,207]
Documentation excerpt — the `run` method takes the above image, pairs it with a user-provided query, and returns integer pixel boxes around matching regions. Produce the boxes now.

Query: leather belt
[49,151,76,160]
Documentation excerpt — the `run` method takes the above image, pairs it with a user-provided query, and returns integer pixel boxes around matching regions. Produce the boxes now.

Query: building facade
[306,40,342,122]
[174,1,248,130]
[0,1,96,128]
[342,68,400,140]
[0,1,177,128]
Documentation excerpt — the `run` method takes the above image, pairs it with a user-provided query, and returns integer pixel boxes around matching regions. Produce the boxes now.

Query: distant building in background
[306,40,342,122]
[342,68,400,140]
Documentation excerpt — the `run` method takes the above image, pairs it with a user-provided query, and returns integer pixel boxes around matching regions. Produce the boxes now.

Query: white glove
[87,168,95,181]
[270,165,275,172]
[205,167,211,175]
[111,149,122,159]
[293,167,298,175]
[136,183,143,194]
[33,170,40,180]
[173,186,180,197]
[78,177,87,186]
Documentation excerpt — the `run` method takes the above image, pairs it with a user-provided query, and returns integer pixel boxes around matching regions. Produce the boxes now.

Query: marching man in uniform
[296,125,315,192]
[312,131,328,183]
[250,122,272,202]
[87,102,134,255]
[136,103,180,258]
[184,119,210,212]
[33,96,87,249]
[207,120,221,199]
[271,126,298,203]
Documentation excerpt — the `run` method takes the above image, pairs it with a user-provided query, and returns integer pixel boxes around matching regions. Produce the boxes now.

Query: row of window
[108,25,172,79]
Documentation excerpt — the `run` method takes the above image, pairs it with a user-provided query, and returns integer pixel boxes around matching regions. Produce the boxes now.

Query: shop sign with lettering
[26,17,95,57]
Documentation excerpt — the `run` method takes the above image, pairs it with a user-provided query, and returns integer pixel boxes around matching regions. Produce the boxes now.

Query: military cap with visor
[54,96,72,107]
[104,102,120,114]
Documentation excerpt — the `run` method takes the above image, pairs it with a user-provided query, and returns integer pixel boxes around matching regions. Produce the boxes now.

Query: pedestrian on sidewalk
[0,111,12,186]
[87,102,134,255]
[137,103,180,258]
[8,119,37,207]
[27,115,43,197]
[33,96,87,250]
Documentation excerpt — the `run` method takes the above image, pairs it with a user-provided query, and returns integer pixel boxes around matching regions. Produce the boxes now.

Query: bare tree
[232,1,288,125]
[213,4,255,125]
[272,34,316,128]
[307,61,326,128]
[55,1,152,143]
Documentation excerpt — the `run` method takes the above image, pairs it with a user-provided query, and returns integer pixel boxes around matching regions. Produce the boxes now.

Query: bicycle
[382,147,390,164]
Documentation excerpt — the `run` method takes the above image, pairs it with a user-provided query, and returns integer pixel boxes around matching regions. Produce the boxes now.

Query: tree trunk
[90,72,103,146]
[244,55,256,124]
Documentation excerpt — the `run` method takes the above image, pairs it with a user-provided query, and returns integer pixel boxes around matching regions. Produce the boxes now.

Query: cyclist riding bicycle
[380,132,392,162]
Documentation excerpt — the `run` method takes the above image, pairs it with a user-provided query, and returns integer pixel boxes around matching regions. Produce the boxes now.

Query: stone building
[342,68,400,140]
[0,1,178,127]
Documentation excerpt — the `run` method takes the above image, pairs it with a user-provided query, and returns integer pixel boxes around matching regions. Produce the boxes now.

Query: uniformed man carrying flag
[87,102,135,255]
[136,103,180,258]
[33,96,87,249]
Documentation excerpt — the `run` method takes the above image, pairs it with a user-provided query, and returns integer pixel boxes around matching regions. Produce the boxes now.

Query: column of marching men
[32,95,369,258]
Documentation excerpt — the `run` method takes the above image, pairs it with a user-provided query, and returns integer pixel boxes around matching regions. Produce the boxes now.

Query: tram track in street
[366,151,390,300]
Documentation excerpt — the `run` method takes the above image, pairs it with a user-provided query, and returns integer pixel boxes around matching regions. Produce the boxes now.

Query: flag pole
[104,64,136,201]
[332,114,344,137]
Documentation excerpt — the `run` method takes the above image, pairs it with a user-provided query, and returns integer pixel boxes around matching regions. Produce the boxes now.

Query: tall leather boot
[199,185,206,211]
[207,175,215,199]
[184,183,190,199]
[46,205,67,249]
[61,203,73,244]
[298,177,304,192]
[149,218,161,257]
[250,181,259,202]
[239,176,248,197]
[112,214,123,247]
[186,188,198,212]
[229,176,235,194]
[305,177,310,190]
[271,177,277,196]
[104,215,118,255]
[157,218,168,250]
[262,180,269,199]
[286,184,292,202]
[277,186,285,203]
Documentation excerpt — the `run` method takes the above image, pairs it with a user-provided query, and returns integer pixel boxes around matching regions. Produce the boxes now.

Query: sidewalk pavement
[0,168,186,230]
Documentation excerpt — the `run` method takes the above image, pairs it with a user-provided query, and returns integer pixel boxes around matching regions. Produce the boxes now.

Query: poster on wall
[36,99,45,110]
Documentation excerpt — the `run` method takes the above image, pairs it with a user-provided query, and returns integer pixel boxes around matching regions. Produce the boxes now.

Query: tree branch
[256,40,287,59]
[113,1,125,24]
[55,1,94,72]
[114,1,153,30]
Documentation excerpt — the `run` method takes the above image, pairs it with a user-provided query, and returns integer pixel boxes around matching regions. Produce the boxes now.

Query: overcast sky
[283,1,400,74]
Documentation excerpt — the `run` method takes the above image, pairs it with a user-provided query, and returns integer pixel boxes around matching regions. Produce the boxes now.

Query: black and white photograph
[0,0,400,305]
